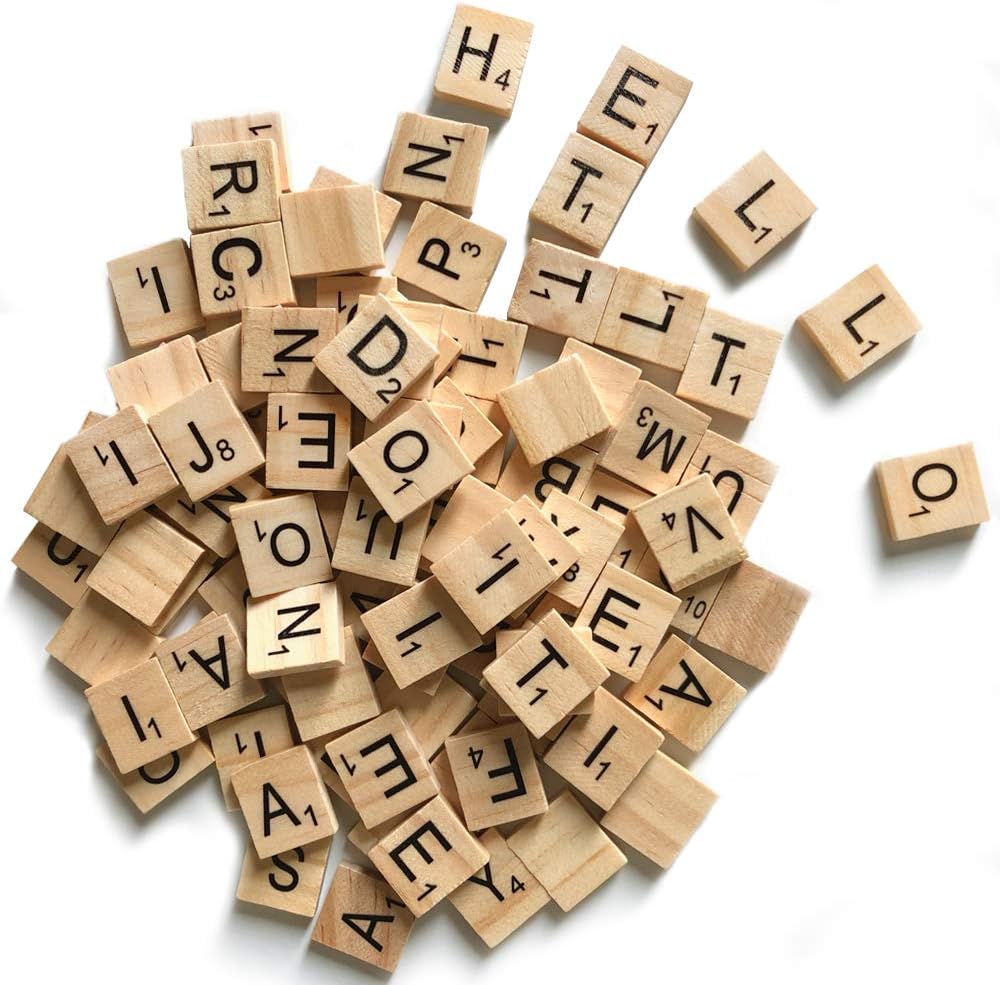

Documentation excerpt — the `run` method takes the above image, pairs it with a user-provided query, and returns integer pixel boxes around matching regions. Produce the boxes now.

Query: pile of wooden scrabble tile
[13,3,990,973]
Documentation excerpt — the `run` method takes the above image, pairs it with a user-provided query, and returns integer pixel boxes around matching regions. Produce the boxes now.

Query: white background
[2,0,998,981]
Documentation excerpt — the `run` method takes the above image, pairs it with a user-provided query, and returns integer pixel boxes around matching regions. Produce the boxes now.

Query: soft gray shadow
[524,216,594,255]
[305,937,394,978]
[690,639,767,691]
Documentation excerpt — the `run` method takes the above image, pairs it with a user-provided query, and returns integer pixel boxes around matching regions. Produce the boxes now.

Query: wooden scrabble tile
[236,836,332,918]
[559,339,640,442]
[372,673,477,759]
[433,5,534,117]
[332,476,431,586]
[507,495,581,578]
[88,512,205,627]
[264,393,352,492]
[624,635,745,751]
[529,132,643,255]
[108,239,205,347]
[86,659,195,773]
[315,274,398,321]
[420,476,511,567]
[246,581,343,678]
[12,523,98,607]
[658,568,726,636]
[195,324,262,412]
[96,737,214,814]
[194,554,248,631]
[580,468,649,520]
[443,309,527,399]
[498,356,611,467]
[507,239,617,342]
[182,139,280,233]
[207,704,295,810]
[47,590,158,685]
[65,406,178,525]
[469,397,507,485]
[279,185,384,277]
[431,377,503,464]
[696,560,808,672]
[231,493,331,597]
[496,444,599,506]
[107,335,209,416]
[692,150,815,272]
[192,111,291,191]
[148,381,264,501]
[382,112,489,213]
[430,509,555,633]
[311,168,401,244]
[369,795,488,916]
[240,306,339,394]
[676,309,783,420]
[876,442,989,541]
[507,789,625,911]
[446,722,547,830]
[325,709,439,828]
[314,295,438,421]
[155,612,265,730]
[190,221,295,317]
[312,862,415,971]
[577,563,680,680]
[231,745,337,859]
[394,202,506,310]
[601,750,716,868]
[578,46,692,166]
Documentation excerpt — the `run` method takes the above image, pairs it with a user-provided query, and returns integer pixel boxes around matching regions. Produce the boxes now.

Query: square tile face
[382,112,489,212]
[558,339,641,438]
[96,738,215,815]
[107,239,205,347]
[507,495,581,577]
[876,442,989,541]
[107,335,209,416]
[692,150,816,272]
[394,202,505,311]
[310,171,402,244]
[797,264,921,382]
[368,795,489,916]
[443,309,527,400]
[265,393,352,492]
[315,274,398,321]
[578,46,692,166]
[236,836,332,918]
[433,6,534,117]
[86,659,196,774]
[633,473,747,591]
[507,239,618,343]
[420,475,512,567]
[496,444,599,506]
[13,523,99,608]
[240,306,339,394]
[231,746,337,859]
[192,112,291,192]
[529,132,643,255]
[312,862,415,971]
[196,324,263,412]
[431,377,503,463]
[601,751,716,868]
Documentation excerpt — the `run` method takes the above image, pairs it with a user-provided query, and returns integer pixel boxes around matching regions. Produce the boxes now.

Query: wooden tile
[530,132,643,255]
[192,112,290,191]
[240,306,339,393]
[108,239,205,347]
[507,239,617,342]
[231,493,331,597]
[315,274,398,323]
[676,309,783,420]
[394,202,506,310]
[314,295,438,421]
[578,46,692,166]
[265,393,352,492]
[431,377,503,464]
[231,745,338,859]
[190,221,295,317]
[507,789,625,911]
[496,443,599,505]
[312,861,415,971]
[325,708,439,828]
[246,581,344,678]
[876,442,989,541]
[372,672,477,759]
[86,659,196,773]
[559,339,640,443]
[470,397,507,485]
[182,139,280,232]
[369,795,488,916]
[433,5,534,117]
[382,112,488,213]
[236,836,332,918]
[594,267,707,371]
[598,381,710,495]
[601,750,716,868]
[310,168,402,244]
[624,635,745,751]
[279,185,384,277]
[644,562,729,637]
[65,406,178,525]
[207,704,295,811]
[420,476,511,567]
[196,323,263,412]
[580,467,649,523]
[697,560,809,673]
[507,495,581,578]
[692,151,816,272]
[88,512,205,627]
[97,737,214,814]
[442,309,527,399]
[12,523,98,607]
[47,590,158,685]
[107,335,209,416]
[197,556,250,636]
[146,552,217,638]
[797,264,920,381]
[332,476,431,586]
